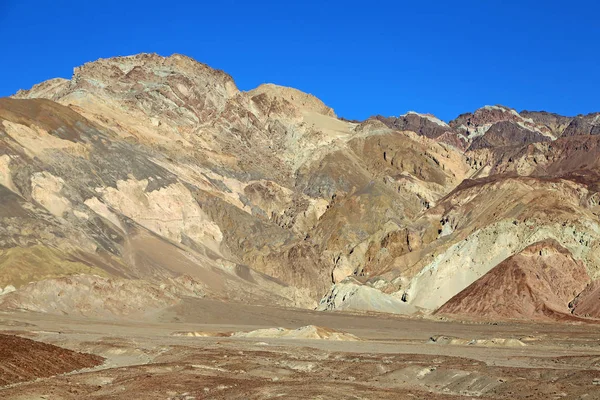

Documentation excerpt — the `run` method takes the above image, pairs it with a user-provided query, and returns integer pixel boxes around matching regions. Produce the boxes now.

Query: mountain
[2,53,600,322]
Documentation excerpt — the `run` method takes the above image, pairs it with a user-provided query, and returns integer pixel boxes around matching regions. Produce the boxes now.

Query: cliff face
[3,53,600,321]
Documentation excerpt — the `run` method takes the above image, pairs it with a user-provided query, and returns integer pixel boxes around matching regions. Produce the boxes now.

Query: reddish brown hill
[372,113,451,139]
[0,334,103,386]
[436,240,590,321]
[562,113,600,137]
[520,110,573,137]
[468,120,551,150]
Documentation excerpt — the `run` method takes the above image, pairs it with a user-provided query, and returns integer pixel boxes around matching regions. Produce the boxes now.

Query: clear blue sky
[1,0,599,121]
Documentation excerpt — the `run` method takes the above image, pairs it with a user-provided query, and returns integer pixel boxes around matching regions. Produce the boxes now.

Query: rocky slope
[569,280,600,318]
[0,334,103,386]
[3,52,600,321]
[435,240,590,321]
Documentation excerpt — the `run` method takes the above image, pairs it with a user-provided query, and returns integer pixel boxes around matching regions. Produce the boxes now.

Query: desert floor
[2,298,600,399]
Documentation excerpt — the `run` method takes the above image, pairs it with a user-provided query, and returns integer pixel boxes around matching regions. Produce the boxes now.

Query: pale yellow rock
[1,120,87,158]
[84,197,124,231]
[0,155,17,193]
[30,172,72,217]
[73,210,89,220]
[98,179,223,252]
[232,325,359,341]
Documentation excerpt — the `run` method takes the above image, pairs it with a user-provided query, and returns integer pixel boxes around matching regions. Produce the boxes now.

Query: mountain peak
[248,83,336,117]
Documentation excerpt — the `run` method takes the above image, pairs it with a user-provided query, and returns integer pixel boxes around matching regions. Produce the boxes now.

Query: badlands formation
[2,54,600,398]
[2,53,600,321]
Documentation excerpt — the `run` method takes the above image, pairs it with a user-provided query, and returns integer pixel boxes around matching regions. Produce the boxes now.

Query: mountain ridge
[2,52,600,322]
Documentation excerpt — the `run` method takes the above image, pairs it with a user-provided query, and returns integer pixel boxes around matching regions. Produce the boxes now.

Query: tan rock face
[0,155,17,193]
[30,172,72,218]
[4,52,600,321]
[248,83,336,117]
[97,178,223,251]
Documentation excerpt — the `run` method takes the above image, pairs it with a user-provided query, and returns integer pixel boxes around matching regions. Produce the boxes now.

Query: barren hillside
[2,53,600,322]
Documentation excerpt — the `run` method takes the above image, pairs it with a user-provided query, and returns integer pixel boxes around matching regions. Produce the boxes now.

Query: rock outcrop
[317,278,417,315]
[232,325,359,341]
[570,280,600,318]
